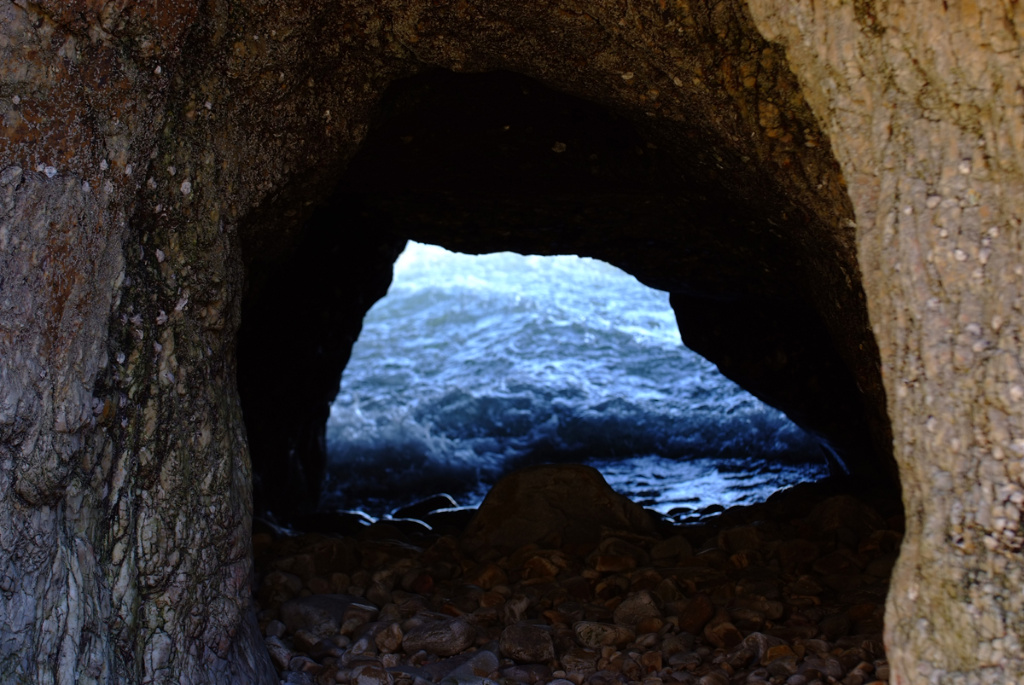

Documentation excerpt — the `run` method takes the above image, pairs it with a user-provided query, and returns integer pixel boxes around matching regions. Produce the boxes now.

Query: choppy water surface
[324,242,828,519]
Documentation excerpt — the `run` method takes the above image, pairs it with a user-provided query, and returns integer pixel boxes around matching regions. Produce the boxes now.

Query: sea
[323,242,829,522]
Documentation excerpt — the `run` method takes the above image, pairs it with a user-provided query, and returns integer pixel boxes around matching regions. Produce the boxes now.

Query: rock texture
[743,2,1024,682]
[462,464,656,554]
[1,0,1022,683]
[250,487,900,685]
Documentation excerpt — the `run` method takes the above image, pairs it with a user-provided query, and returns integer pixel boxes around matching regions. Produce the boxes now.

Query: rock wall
[746,0,1024,680]
[0,0,1021,683]
[237,200,406,518]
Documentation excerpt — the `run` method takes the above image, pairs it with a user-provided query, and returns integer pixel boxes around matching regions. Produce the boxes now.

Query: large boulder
[462,464,655,553]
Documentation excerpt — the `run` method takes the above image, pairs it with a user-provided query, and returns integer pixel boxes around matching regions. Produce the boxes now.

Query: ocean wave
[326,384,825,517]
[325,242,827,518]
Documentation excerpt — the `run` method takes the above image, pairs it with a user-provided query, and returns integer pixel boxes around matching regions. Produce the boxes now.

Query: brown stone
[351,663,394,685]
[502,664,553,683]
[573,622,636,649]
[523,556,561,580]
[775,540,821,573]
[807,496,886,541]
[374,623,403,654]
[293,629,323,654]
[402,618,476,657]
[675,594,716,635]
[265,637,293,671]
[718,526,762,553]
[281,595,377,639]
[651,536,694,562]
[766,655,800,678]
[502,594,532,625]
[764,644,796,664]
[275,553,318,583]
[635,616,664,635]
[594,556,638,574]
[628,569,664,593]
[595,575,630,601]
[500,623,556,663]
[704,618,743,650]
[259,570,305,608]
[467,563,509,590]
[307,576,332,595]
[639,650,663,672]
[698,670,731,685]
[560,646,600,676]
[728,606,766,631]
[462,465,654,553]
[288,655,320,672]
[612,590,662,628]
[480,591,506,609]
[812,550,862,576]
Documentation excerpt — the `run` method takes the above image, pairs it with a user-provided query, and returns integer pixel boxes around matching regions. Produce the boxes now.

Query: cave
[228,69,901,682]
[236,69,894,521]
[3,0,1023,682]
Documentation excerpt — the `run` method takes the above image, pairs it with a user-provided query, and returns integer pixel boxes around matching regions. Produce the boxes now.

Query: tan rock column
[748,0,1024,681]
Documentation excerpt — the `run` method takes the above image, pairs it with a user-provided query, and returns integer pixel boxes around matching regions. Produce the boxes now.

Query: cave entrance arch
[320,241,831,522]
[236,68,895,521]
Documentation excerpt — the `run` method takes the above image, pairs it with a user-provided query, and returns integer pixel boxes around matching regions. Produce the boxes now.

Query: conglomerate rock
[1,0,1022,682]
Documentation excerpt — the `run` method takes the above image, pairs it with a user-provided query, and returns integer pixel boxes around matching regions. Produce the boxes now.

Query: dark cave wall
[236,201,406,518]
[1,0,1022,682]
[670,292,890,476]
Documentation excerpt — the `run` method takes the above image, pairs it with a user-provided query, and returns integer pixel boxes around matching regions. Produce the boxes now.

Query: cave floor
[252,486,898,685]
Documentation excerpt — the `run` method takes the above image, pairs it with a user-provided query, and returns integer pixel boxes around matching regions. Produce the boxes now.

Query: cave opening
[237,67,905,684]
[321,241,831,523]
[238,68,898,524]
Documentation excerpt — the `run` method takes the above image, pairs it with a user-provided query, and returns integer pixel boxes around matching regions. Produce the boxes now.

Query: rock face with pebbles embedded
[3,0,1023,681]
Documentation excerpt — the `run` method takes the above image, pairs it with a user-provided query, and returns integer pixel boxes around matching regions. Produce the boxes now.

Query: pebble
[677,594,716,634]
[352,662,394,685]
[254,488,897,685]
[279,594,374,638]
[651,535,693,561]
[560,646,599,674]
[500,623,556,662]
[375,622,404,653]
[612,589,661,627]
[264,636,293,670]
[402,618,477,657]
[574,621,636,649]
[442,649,500,683]
[265,619,286,638]
[703,614,743,649]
